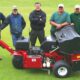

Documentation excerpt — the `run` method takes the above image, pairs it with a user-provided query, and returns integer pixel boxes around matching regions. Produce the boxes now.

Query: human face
[35,4,41,11]
[58,7,64,14]
[12,9,18,15]
[75,8,80,14]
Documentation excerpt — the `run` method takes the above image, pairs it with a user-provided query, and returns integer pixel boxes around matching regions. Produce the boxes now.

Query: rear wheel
[53,60,71,78]
[12,55,23,69]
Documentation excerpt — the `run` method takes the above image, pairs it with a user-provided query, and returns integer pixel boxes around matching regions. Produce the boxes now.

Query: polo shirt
[70,13,80,34]
[50,11,71,32]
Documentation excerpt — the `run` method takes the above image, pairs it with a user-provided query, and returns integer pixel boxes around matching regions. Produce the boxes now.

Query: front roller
[53,60,72,78]
[12,55,23,69]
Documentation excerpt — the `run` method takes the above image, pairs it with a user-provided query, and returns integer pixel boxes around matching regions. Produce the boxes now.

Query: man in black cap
[29,2,46,46]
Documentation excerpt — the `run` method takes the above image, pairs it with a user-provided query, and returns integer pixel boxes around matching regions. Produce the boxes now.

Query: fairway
[0,0,80,80]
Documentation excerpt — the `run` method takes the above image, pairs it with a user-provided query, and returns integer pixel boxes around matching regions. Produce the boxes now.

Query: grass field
[0,0,80,80]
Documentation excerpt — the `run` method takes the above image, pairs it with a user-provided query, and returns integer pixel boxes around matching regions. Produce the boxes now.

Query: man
[0,6,26,46]
[0,12,5,60]
[29,2,46,46]
[70,5,80,35]
[50,4,71,37]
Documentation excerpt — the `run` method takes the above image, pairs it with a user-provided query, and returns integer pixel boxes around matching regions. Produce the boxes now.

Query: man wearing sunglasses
[0,6,26,47]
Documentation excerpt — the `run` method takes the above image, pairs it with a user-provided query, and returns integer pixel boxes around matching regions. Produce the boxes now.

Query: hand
[56,24,62,29]
[71,23,74,26]
[39,15,43,22]
[40,18,42,21]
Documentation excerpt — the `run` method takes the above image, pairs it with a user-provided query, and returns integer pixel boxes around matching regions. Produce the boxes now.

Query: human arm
[0,13,5,24]
[21,16,26,29]
[0,16,10,30]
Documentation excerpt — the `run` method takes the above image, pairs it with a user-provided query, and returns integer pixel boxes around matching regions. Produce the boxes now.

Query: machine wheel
[12,55,23,69]
[53,60,71,78]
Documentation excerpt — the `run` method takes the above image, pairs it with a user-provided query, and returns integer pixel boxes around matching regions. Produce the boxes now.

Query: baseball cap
[12,5,18,10]
[58,4,64,8]
[75,5,80,9]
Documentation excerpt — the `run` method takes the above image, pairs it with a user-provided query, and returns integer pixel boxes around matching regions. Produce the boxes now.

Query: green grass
[0,0,80,80]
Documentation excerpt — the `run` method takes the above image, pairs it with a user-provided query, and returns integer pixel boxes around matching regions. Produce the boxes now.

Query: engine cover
[15,38,30,51]
[55,26,80,54]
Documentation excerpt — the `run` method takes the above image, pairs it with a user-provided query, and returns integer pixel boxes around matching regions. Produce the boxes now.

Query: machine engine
[15,38,30,51]
[40,36,57,52]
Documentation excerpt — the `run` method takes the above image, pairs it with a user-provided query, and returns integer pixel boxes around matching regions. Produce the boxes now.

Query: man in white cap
[70,5,80,35]
[50,4,71,37]
[0,5,26,47]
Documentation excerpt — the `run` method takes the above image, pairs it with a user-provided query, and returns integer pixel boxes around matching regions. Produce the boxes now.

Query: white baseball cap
[12,5,18,10]
[75,5,80,9]
[58,4,64,8]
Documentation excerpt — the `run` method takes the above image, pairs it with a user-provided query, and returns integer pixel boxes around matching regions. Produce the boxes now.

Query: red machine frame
[0,39,80,78]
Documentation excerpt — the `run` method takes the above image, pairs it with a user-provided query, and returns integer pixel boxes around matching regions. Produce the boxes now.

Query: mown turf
[0,0,80,80]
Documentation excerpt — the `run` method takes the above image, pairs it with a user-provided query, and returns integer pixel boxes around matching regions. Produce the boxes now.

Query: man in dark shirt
[29,2,46,46]
[70,5,80,35]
